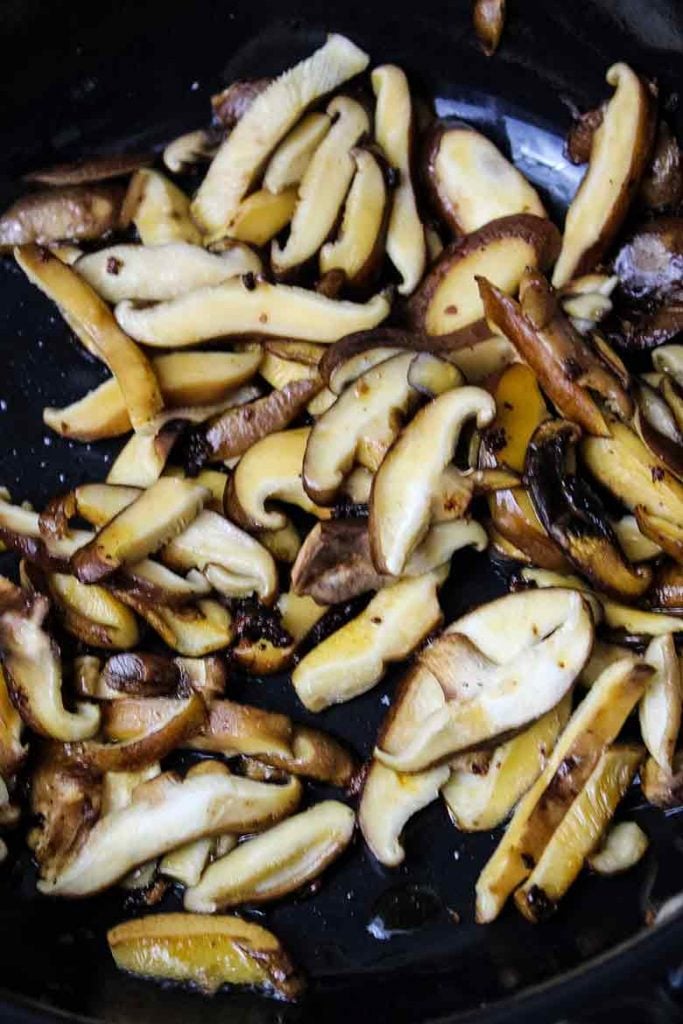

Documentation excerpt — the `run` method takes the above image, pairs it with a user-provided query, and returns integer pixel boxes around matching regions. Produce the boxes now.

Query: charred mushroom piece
[0,184,125,249]
[108,913,304,999]
[525,419,652,601]
[552,63,656,287]
[424,122,544,236]
[0,595,100,741]
[264,112,331,193]
[472,0,506,55]
[185,800,354,911]
[122,169,201,245]
[640,634,682,773]
[193,35,369,238]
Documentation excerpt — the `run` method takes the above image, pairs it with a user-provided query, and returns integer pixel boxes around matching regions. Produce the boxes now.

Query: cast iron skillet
[0,1,682,1021]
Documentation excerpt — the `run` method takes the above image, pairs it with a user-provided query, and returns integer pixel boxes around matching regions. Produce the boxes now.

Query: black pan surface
[0,1,682,1021]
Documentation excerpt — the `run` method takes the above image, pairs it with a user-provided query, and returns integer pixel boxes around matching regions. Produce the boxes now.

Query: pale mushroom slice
[75,243,261,302]
[115,278,390,346]
[424,122,545,235]
[163,128,218,175]
[71,478,208,584]
[161,510,278,604]
[370,386,495,576]
[277,592,326,642]
[263,112,331,193]
[118,598,233,657]
[0,183,125,249]
[185,800,355,911]
[587,820,649,875]
[552,63,656,287]
[324,345,401,395]
[158,761,231,888]
[447,335,518,383]
[122,168,201,245]
[46,573,141,650]
[653,345,683,387]
[515,744,644,922]
[475,657,651,923]
[291,569,445,712]
[39,771,302,897]
[15,245,163,434]
[372,65,426,295]
[0,595,100,741]
[611,515,662,562]
[640,634,682,773]
[359,760,449,867]
[441,697,570,832]
[375,589,593,773]
[272,96,370,275]
[319,148,389,291]
[228,188,298,246]
[192,34,369,238]
[44,350,262,442]
[226,427,331,530]
[107,913,304,999]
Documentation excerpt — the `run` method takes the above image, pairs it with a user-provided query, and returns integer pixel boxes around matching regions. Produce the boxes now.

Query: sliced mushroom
[560,273,618,334]
[229,188,297,246]
[634,378,683,481]
[39,770,302,897]
[372,65,426,295]
[640,750,683,808]
[515,744,643,922]
[359,760,449,867]
[291,519,389,603]
[0,183,125,249]
[292,569,445,711]
[526,419,652,600]
[370,386,495,576]
[475,656,651,922]
[117,597,233,657]
[192,34,369,238]
[424,122,544,236]
[264,112,331,193]
[47,573,141,650]
[650,561,683,611]
[640,634,682,773]
[41,484,139,535]
[16,245,163,433]
[375,589,593,773]
[185,800,354,911]
[256,519,302,564]
[566,105,605,165]
[105,425,183,489]
[107,913,304,999]
[472,0,506,55]
[0,665,26,778]
[24,151,152,186]
[613,218,683,305]
[226,427,331,530]
[122,168,201,245]
[322,344,401,395]
[653,344,683,388]
[611,515,662,562]
[164,128,218,175]
[76,242,261,303]
[640,122,683,212]
[552,63,656,287]
[272,96,370,275]
[211,77,273,128]
[0,595,100,741]
[587,820,649,875]
[277,592,326,643]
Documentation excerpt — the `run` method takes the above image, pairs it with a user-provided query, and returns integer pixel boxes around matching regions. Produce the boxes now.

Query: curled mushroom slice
[587,820,649,875]
[0,183,125,249]
[359,761,449,867]
[226,427,331,530]
[473,0,506,54]
[376,589,593,773]
[292,570,444,712]
[264,112,331,193]
[370,386,495,576]
[72,478,207,584]
[372,65,426,295]
[47,573,141,650]
[193,34,369,238]
[185,800,354,911]
[163,129,218,175]
[410,214,560,340]
[122,168,201,245]
[640,634,682,773]
[108,913,304,999]
[100,652,185,698]
[272,96,370,275]
[162,510,277,604]
[76,243,261,303]
[16,245,163,434]
[552,63,656,287]
[479,269,632,436]
[115,278,390,347]
[228,188,297,246]
[525,419,652,601]
[475,656,651,922]
[39,770,302,897]
[0,595,100,741]
[424,122,544,236]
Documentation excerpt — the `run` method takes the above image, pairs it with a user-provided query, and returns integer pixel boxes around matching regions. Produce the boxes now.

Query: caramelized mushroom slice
[108,913,304,999]
[264,112,331,193]
[0,595,100,741]
[0,183,124,249]
[360,760,449,867]
[39,770,302,896]
[370,386,495,575]
[552,63,656,287]
[424,122,544,235]
[122,169,201,245]
[640,750,683,808]
[117,598,233,657]
[525,420,652,600]
[192,34,369,238]
[228,188,298,246]
[115,278,390,346]
[272,97,370,275]
[185,800,354,910]
[640,634,682,773]
[291,519,389,603]
[47,573,141,650]
[0,665,26,778]
[16,245,163,434]
[650,561,683,610]
[292,570,444,711]
[76,243,261,303]
[472,0,506,55]
[372,65,426,295]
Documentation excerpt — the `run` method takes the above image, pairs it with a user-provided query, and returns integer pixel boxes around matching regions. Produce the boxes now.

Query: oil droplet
[367,884,441,940]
